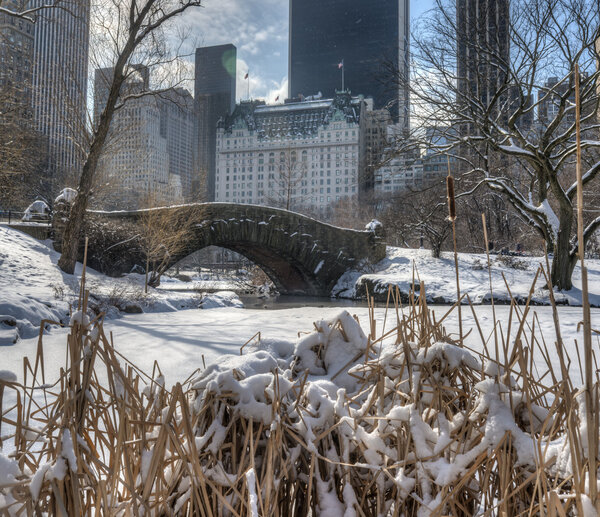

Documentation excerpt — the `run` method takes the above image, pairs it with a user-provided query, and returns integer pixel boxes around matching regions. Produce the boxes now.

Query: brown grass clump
[0,270,598,516]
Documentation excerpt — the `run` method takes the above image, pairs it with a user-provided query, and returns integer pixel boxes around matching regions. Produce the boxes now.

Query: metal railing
[0,210,25,224]
[0,210,51,224]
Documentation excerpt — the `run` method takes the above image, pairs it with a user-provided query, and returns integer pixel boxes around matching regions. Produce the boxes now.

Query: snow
[2,225,600,512]
[314,259,324,274]
[333,246,600,307]
[365,219,382,232]
[0,452,20,485]
[245,468,259,517]
[198,291,244,309]
[0,371,17,383]
[54,188,77,204]
[21,200,49,221]
[0,234,599,511]
[0,227,201,342]
[537,198,560,240]
[0,452,21,511]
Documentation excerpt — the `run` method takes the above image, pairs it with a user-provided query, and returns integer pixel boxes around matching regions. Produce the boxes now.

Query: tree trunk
[550,206,574,290]
[57,123,112,274]
[431,240,442,259]
[57,46,133,274]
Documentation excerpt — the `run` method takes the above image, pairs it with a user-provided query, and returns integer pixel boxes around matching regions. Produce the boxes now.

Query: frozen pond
[2,304,598,389]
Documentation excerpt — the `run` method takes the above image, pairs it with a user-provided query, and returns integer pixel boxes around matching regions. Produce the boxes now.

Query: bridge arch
[53,203,386,296]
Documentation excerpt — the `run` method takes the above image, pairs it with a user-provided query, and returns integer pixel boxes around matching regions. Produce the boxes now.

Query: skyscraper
[194,44,236,201]
[288,0,409,130]
[93,66,193,208]
[457,0,510,117]
[31,0,90,189]
[160,88,195,199]
[0,0,34,122]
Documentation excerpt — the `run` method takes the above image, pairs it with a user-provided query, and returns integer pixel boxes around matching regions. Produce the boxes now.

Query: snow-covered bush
[2,300,596,516]
[22,199,50,221]
[54,188,77,205]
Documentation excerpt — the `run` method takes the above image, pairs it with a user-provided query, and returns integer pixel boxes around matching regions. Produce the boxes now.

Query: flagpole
[342,64,344,91]
[247,72,250,100]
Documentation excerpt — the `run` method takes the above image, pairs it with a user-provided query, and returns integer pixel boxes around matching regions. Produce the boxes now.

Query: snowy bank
[198,291,244,309]
[333,246,600,307]
[0,227,200,343]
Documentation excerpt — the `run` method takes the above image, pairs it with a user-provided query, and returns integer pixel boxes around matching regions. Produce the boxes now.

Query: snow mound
[188,309,588,513]
[365,218,382,232]
[22,200,50,221]
[199,291,244,309]
[54,188,77,204]
[0,452,21,509]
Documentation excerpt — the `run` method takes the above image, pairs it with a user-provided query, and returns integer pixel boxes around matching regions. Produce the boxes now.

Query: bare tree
[0,121,49,208]
[57,0,201,274]
[266,147,309,211]
[392,0,600,289]
[374,178,452,257]
[138,196,195,291]
[0,0,71,21]
[328,194,378,229]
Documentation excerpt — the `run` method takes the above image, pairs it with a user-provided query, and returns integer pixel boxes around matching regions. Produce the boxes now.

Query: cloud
[265,77,288,104]
[236,57,268,101]
[236,56,287,105]
[183,0,288,100]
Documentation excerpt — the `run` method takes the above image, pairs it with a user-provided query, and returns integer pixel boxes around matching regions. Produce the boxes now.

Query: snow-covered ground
[2,225,600,513]
[2,304,598,390]
[0,226,199,345]
[1,225,598,387]
[334,246,600,306]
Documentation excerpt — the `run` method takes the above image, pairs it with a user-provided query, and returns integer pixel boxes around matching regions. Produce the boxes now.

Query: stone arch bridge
[53,203,386,296]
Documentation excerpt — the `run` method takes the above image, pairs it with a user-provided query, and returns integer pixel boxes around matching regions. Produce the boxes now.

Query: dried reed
[0,258,598,516]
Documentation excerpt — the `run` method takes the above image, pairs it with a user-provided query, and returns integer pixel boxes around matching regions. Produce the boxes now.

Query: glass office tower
[288,0,409,130]
[194,44,237,200]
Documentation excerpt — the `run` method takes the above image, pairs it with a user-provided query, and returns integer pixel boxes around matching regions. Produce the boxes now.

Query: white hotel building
[215,92,369,216]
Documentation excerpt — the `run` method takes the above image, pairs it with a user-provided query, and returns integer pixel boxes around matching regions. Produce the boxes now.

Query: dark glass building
[194,44,236,200]
[288,0,409,130]
[457,0,510,122]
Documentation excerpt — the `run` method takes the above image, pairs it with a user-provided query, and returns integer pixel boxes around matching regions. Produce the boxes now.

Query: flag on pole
[338,60,344,69]
[275,95,279,102]
[244,72,249,79]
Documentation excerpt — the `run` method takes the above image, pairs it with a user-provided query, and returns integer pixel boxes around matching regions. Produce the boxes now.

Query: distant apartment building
[289,0,410,129]
[93,65,150,126]
[94,66,193,208]
[31,0,90,187]
[195,44,237,201]
[160,88,195,199]
[363,108,393,195]
[215,92,368,216]
[0,0,34,121]
[374,152,423,196]
[537,76,577,128]
[421,127,458,182]
[374,127,459,196]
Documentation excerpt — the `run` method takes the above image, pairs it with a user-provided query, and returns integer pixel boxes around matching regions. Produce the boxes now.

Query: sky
[183,0,436,102]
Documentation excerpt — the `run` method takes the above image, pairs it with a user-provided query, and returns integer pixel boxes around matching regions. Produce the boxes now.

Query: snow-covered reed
[0,274,598,515]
